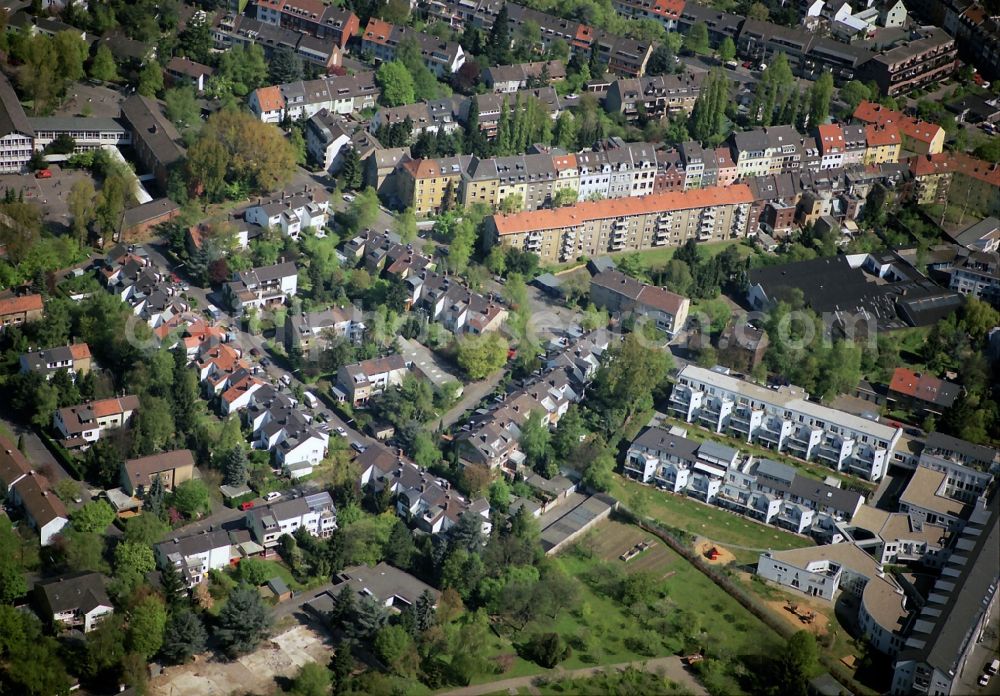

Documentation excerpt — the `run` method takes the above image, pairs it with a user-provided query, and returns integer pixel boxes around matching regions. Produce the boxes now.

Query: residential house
[605,72,704,121]
[53,396,140,448]
[670,364,903,480]
[20,343,92,379]
[949,217,1000,253]
[397,156,472,216]
[304,109,351,172]
[360,19,465,76]
[155,529,239,587]
[949,249,1000,303]
[482,60,566,92]
[589,270,690,335]
[327,562,440,609]
[718,321,769,372]
[284,306,365,355]
[0,294,44,330]
[853,101,946,155]
[120,449,196,498]
[0,71,34,172]
[164,56,214,93]
[243,187,330,238]
[864,123,902,165]
[35,574,114,632]
[335,354,408,405]
[859,27,957,97]
[886,368,960,416]
[224,261,298,314]
[0,436,68,545]
[248,72,380,123]
[611,0,684,28]
[246,492,337,549]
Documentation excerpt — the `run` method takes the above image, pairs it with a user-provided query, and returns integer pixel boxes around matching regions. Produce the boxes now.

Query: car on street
[264,491,282,502]
[336,426,347,437]
[343,193,355,202]
[351,441,366,453]
[240,501,255,511]
[260,357,271,368]
[280,373,292,386]
[979,674,990,687]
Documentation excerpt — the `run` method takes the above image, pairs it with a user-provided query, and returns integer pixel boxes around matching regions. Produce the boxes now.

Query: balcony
[757,428,783,445]
[815,446,844,463]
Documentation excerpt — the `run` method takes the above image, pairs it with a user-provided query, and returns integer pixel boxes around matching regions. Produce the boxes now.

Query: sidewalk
[439,655,708,696]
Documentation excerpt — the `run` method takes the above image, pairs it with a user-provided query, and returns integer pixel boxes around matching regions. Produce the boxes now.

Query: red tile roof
[853,101,943,146]
[909,152,1000,186]
[492,184,753,235]
[865,123,901,148]
[91,396,140,418]
[817,124,845,154]
[0,294,43,316]
[254,86,284,113]
[363,17,395,45]
[68,343,92,361]
[888,368,959,407]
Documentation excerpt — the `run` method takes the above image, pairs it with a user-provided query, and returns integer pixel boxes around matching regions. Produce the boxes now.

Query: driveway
[439,371,506,429]
[439,655,707,696]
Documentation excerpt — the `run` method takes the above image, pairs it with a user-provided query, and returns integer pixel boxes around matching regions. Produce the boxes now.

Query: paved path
[439,370,505,429]
[439,656,707,696]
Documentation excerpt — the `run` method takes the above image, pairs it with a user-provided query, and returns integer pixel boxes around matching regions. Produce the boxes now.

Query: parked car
[260,357,271,368]
[264,491,282,502]
[979,674,990,687]
[35,169,52,179]
[351,441,366,453]
[988,659,999,675]
[239,501,255,511]
[336,426,347,437]
[342,193,355,202]
[280,373,292,387]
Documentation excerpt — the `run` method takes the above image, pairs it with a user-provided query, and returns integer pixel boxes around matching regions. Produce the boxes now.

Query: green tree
[519,410,552,474]
[553,111,578,150]
[138,59,164,97]
[67,178,96,244]
[215,584,272,657]
[340,147,362,190]
[524,631,571,668]
[838,80,871,116]
[748,1,770,20]
[70,499,116,533]
[683,23,710,55]
[238,557,271,586]
[552,404,586,458]
[171,479,211,518]
[376,61,416,107]
[395,207,418,242]
[488,3,513,64]
[807,71,834,127]
[161,610,207,664]
[89,44,118,82]
[375,624,417,676]
[223,446,248,487]
[113,541,156,594]
[589,332,672,431]
[127,595,167,659]
[581,447,615,492]
[291,662,332,696]
[269,45,302,84]
[164,86,201,131]
[689,68,729,143]
[717,37,736,63]
[345,186,380,234]
[54,30,87,85]
[123,513,169,546]
[456,332,508,379]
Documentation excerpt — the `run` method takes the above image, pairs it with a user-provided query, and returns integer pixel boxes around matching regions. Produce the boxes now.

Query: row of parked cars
[979,658,999,687]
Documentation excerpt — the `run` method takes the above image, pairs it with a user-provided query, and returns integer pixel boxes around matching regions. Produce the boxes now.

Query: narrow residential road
[0,416,72,484]
[439,370,505,429]
[439,656,708,696]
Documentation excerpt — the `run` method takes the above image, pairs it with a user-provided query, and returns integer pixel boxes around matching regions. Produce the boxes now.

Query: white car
[979,674,990,687]
[336,426,347,437]
[342,193,355,202]
[264,491,281,502]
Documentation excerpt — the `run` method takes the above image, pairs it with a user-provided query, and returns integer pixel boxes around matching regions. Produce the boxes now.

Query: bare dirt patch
[149,624,332,696]
[764,597,831,636]
[693,538,737,566]
[581,519,676,576]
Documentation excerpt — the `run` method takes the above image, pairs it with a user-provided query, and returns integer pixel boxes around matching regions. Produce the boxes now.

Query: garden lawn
[618,240,754,271]
[609,475,815,564]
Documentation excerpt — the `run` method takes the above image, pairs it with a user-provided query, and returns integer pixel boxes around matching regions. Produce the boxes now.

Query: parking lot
[0,167,100,235]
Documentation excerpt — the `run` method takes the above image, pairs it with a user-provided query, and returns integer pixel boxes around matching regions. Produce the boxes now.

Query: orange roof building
[488,184,753,263]
[0,293,44,330]
[852,101,945,155]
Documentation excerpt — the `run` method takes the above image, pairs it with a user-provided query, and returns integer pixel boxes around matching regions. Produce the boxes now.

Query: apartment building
[853,101,946,155]
[908,151,1000,216]
[246,492,337,549]
[243,187,330,238]
[611,0,684,28]
[950,249,1000,302]
[29,117,131,153]
[0,294,44,330]
[730,125,803,178]
[859,27,958,97]
[248,73,380,123]
[121,94,185,191]
[20,343,92,379]
[360,18,465,76]
[155,529,238,587]
[257,0,359,49]
[54,396,141,448]
[371,98,462,137]
[121,449,196,498]
[669,365,903,481]
[589,270,691,335]
[214,13,343,71]
[165,56,214,93]
[0,72,34,173]
[605,72,704,121]
[897,466,970,533]
[335,354,408,405]
[483,60,567,92]
[224,261,298,315]
[891,496,999,695]
[284,306,366,354]
[35,574,114,633]
[397,155,472,216]
[487,185,752,264]
[864,123,902,165]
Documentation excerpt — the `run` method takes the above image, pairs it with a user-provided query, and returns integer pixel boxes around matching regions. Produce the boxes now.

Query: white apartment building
[0,73,34,173]
[225,261,298,315]
[670,365,902,481]
[246,492,337,549]
[243,188,329,239]
[29,117,131,152]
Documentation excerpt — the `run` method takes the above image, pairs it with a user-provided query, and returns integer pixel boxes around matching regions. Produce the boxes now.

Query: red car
[35,169,52,179]
[239,501,255,511]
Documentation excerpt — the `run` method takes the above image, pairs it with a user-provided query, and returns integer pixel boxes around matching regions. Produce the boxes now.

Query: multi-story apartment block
[257,0,359,48]
[487,185,752,264]
[731,125,802,178]
[589,270,690,335]
[0,72,34,173]
[908,151,1000,216]
[54,396,140,448]
[922,431,998,473]
[611,0,684,29]
[859,27,957,97]
[371,98,462,137]
[605,72,704,121]
[853,101,946,155]
[248,73,380,123]
[398,156,472,216]
[949,249,1000,303]
[214,13,343,71]
[246,492,337,549]
[20,343,92,380]
[863,123,902,165]
[121,94,184,191]
[224,261,298,315]
[669,365,903,480]
[361,18,465,76]
[335,355,408,406]
[243,187,330,238]
[897,466,971,533]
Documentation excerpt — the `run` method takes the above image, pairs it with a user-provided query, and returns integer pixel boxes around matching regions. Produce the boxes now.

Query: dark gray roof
[952,216,1000,247]
[631,426,701,462]
[0,71,33,139]
[697,440,739,464]
[924,432,997,466]
[121,198,180,230]
[121,95,184,168]
[755,458,796,484]
[37,572,111,614]
[28,116,126,133]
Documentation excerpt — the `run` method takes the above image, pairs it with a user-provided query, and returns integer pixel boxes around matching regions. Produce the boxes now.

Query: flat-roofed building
[0,71,34,172]
[29,117,131,152]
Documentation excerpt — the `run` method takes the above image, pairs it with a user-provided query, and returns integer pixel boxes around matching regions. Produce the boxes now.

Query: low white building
[36,573,114,632]
[156,529,237,587]
[243,188,329,239]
